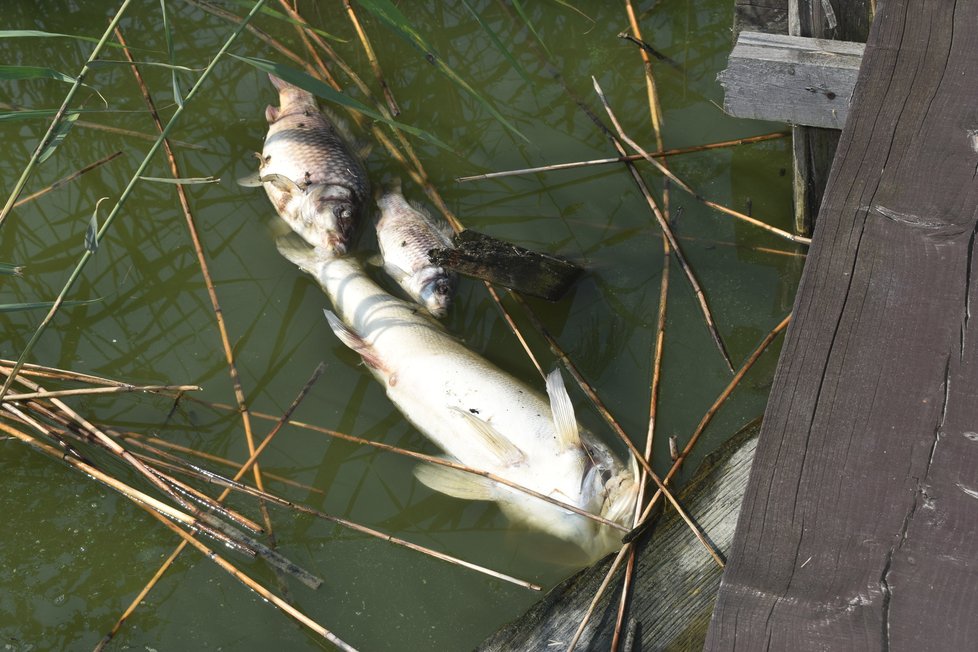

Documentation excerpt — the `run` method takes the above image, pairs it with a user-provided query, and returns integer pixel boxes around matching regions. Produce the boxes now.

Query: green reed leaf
[232,55,451,151]
[355,0,529,143]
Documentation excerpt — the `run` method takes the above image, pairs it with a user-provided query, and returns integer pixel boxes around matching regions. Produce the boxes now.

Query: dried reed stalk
[3,384,198,401]
[102,363,325,642]
[343,0,400,115]
[185,395,628,532]
[613,5,671,646]
[566,313,791,649]
[591,76,735,373]
[453,132,789,182]
[115,28,274,536]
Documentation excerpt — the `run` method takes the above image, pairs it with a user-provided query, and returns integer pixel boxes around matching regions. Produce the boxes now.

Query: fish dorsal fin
[323,310,386,371]
[406,200,454,245]
[414,462,497,501]
[546,368,580,451]
[449,407,525,467]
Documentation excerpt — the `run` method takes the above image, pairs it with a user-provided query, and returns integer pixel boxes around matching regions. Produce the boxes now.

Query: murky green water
[1,1,801,650]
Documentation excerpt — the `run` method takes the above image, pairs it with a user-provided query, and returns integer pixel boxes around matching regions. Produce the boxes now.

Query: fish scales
[376,184,457,317]
[258,74,368,254]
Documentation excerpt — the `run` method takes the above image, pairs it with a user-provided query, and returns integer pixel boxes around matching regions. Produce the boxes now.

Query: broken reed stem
[2,384,199,401]
[94,474,357,652]
[115,27,273,535]
[343,0,400,115]
[13,151,124,208]
[603,106,810,245]
[183,461,542,591]
[614,4,670,646]
[509,295,723,567]
[564,319,792,652]
[0,102,203,149]
[631,313,791,538]
[453,132,789,182]
[3,371,233,534]
[0,412,251,555]
[122,433,323,494]
[566,544,632,652]
[185,395,627,532]
[670,313,790,482]
[103,364,326,644]
[591,76,734,373]
[0,360,150,387]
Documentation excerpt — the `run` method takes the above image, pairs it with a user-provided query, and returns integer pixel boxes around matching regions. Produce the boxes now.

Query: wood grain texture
[706,0,978,649]
[720,32,864,129]
[789,0,873,234]
[479,421,761,651]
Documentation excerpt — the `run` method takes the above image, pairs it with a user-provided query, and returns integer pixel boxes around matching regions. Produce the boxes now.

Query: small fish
[276,238,639,562]
[375,181,457,318]
[242,74,369,254]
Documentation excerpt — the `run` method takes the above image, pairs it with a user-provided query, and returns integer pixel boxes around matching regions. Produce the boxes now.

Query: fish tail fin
[546,368,581,451]
[268,73,290,91]
[414,462,497,501]
[323,310,385,371]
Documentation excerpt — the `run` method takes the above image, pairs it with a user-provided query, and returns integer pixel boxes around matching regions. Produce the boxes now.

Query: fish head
[416,268,457,318]
[297,185,360,255]
[579,438,639,528]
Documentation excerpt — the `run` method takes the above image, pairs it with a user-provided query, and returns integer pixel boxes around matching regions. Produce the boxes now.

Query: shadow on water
[0,1,801,649]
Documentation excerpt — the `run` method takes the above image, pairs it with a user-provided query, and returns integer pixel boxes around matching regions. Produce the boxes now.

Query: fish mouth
[325,231,348,255]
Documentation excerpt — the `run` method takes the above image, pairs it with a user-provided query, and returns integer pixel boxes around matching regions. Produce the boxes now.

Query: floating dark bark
[428,230,584,301]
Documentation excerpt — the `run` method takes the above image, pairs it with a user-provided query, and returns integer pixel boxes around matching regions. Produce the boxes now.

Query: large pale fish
[243,74,368,254]
[375,181,457,318]
[276,238,638,562]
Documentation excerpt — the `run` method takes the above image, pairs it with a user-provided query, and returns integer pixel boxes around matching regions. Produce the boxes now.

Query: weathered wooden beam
[478,420,761,651]
[719,32,863,129]
[788,0,873,235]
[706,0,978,648]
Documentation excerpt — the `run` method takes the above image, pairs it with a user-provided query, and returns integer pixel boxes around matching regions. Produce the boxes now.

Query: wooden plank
[478,420,761,651]
[719,32,863,129]
[706,0,978,648]
[789,0,873,234]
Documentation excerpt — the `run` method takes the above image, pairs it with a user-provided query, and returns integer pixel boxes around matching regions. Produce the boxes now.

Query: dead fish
[276,237,639,562]
[241,74,368,254]
[375,181,457,318]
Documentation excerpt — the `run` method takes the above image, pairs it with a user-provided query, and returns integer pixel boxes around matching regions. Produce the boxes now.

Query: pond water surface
[0,1,801,649]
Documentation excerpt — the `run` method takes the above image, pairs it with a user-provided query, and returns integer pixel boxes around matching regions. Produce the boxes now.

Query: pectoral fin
[236,171,263,188]
[275,236,321,273]
[414,463,497,501]
[449,407,525,467]
[546,368,581,450]
[323,310,385,371]
[261,173,303,194]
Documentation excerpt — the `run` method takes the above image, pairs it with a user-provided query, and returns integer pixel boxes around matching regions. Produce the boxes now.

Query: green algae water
[0,1,801,649]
